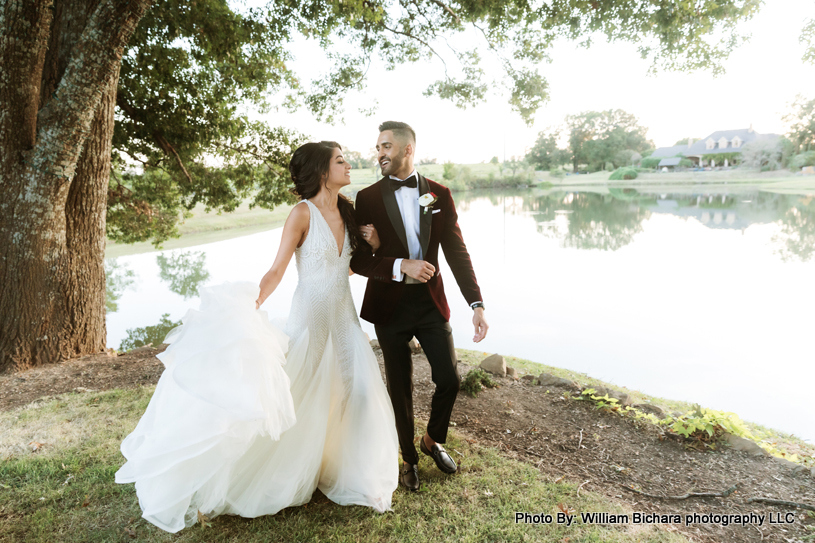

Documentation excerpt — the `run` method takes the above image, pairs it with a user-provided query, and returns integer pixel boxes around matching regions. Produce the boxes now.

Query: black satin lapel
[418,174,432,259]
[381,179,410,254]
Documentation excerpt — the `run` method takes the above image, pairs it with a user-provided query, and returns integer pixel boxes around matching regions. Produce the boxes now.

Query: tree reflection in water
[105,260,136,313]
[455,187,815,259]
[531,191,652,251]
[156,250,211,299]
[119,313,181,352]
[773,197,815,262]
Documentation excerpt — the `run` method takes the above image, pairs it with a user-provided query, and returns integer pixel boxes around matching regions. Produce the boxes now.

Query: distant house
[649,126,780,167]
[658,157,682,169]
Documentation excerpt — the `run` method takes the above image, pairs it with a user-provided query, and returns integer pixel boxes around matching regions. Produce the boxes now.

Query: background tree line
[526,109,652,173]
[525,96,815,175]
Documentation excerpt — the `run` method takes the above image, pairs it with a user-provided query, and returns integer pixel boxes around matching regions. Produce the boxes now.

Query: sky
[261,0,815,164]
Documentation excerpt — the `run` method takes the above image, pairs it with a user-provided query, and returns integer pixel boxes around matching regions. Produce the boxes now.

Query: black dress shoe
[400,463,420,491]
[420,438,458,474]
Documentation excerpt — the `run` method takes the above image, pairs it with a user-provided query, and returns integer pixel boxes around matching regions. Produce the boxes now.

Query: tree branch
[429,0,461,25]
[382,24,449,78]
[115,94,193,183]
[620,483,739,501]
[745,497,815,512]
[152,132,193,185]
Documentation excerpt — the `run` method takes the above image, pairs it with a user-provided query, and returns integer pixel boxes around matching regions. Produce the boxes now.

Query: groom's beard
[380,151,405,176]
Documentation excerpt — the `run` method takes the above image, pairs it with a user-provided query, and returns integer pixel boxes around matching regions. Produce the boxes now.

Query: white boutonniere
[419,192,438,214]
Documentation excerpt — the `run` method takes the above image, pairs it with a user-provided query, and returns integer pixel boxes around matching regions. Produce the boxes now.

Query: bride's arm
[256,204,310,309]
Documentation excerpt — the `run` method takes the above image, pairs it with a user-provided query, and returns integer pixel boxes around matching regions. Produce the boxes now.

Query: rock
[632,404,665,418]
[369,339,380,349]
[537,373,574,389]
[521,374,535,382]
[506,367,518,380]
[408,337,421,353]
[724,433,768,456]
[591,386,631,406]
[772,456,800,470]
[479,354,506,377]
[791,464,810,478]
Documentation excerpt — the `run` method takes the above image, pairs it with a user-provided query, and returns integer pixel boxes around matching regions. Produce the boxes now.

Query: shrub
[442,161,457,181]
[791,151,815,169]
[608,167,638,180]
[460,368,498,397]
[678,158,694,168]
[741,139,783,170]
[640,156,661,169]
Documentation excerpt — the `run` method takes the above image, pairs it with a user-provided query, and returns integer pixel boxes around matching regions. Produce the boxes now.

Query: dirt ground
[1,345,813,543]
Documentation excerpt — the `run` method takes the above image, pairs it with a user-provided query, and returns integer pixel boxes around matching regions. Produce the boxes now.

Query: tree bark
[0,0,149,372]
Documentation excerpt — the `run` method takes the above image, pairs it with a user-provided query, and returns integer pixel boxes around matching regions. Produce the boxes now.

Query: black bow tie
[390,175,417,190]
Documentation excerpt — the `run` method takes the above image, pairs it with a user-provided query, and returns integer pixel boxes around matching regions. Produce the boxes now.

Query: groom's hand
[401,260,435,283]
[472,308,488,343]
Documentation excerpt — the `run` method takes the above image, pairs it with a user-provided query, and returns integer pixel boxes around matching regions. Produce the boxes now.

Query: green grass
[456,348,815,463]
[0,387,689,543]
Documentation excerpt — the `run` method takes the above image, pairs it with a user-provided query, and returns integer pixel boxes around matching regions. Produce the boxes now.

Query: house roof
[685,130,780,156]
[659,157,682,167]
[650,145,689,158]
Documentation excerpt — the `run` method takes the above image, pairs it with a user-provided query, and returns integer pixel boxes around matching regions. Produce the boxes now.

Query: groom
[351,121,488,491]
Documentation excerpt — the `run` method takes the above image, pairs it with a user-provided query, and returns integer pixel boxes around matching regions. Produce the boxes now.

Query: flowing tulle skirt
[115,282,398,532]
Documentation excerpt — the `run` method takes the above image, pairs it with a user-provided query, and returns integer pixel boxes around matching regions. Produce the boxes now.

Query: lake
[105,184,815,442]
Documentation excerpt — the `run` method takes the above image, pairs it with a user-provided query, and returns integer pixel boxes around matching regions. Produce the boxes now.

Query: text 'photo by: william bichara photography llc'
[1,1,815,543]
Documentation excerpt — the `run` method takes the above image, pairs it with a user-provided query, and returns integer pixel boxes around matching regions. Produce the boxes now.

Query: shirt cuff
[392,259,405,282]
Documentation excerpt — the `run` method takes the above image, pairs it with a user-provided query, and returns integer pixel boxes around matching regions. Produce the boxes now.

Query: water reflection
[105,261,136,313]
[533,191,651,251]
[773,198,815,262]
[454,188,815,259]
[156,250,211,299]
[119,313,181,351]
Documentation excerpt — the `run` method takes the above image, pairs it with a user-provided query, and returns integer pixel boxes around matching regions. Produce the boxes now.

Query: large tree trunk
[40,0,118,359]
[0,0,149,372]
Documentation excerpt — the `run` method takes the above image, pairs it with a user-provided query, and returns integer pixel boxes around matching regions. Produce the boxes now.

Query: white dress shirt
[390,170,420,282]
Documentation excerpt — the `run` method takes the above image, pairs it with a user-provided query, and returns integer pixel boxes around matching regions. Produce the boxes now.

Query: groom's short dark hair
[379,121,416,145]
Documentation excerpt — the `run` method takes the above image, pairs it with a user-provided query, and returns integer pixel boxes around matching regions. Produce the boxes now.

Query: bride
[115,141,399,532]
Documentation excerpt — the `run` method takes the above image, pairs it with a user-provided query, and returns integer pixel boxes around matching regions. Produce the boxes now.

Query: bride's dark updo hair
[289,141,364,253]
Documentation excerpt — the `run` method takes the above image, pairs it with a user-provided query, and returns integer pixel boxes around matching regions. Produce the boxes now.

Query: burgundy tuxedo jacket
[350,174,482,325]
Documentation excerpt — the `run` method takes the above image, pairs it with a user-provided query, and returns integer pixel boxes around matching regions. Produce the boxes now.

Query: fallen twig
[751,522,764,541]
[620,483,738,501]
[578,428,584,451]
[745,497,815,512]
[577,479,590,498]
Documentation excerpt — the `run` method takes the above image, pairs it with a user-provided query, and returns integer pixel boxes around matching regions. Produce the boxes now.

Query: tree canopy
[784,95,815,153]
[108,0,764,246]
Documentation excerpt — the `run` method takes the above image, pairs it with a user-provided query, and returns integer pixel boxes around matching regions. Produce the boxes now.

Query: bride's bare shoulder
[284,200,310,230]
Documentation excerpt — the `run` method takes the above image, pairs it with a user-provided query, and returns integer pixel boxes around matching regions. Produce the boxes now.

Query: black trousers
[375,284,459,465]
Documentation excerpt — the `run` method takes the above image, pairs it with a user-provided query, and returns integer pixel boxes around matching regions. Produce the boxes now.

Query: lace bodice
[294,199,352,289]
[285,200,360,401]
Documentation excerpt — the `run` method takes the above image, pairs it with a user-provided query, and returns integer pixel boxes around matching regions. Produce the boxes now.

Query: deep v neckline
[308,200,346,257]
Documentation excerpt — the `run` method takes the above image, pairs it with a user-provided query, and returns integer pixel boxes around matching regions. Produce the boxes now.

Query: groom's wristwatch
[471,302,485,310]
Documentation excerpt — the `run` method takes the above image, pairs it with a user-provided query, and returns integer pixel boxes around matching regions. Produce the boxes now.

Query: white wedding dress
[115,199,399,532]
